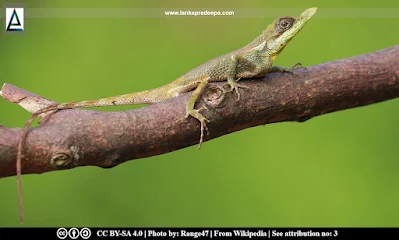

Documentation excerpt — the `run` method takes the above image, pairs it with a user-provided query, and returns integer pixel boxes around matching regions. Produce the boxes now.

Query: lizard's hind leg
[176,78,210,149]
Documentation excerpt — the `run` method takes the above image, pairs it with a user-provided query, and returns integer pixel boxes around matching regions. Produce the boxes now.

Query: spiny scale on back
[15,8,317,222]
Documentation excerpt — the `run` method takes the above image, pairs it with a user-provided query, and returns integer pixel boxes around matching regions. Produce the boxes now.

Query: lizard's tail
[55,86,173,109]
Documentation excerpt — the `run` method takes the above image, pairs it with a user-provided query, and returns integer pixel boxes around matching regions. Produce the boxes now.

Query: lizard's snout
[300,7,317,20]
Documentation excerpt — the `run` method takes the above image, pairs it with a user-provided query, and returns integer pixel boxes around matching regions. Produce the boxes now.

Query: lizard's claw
[277,63,306,77]
[197,118,210,150]
[175,113,190,124]
[227,78,249,101]
[291,62,302,69]
[291,62,307,71]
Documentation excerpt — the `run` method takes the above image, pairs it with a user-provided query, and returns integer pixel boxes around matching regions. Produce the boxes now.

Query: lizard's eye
[279,19,293,29]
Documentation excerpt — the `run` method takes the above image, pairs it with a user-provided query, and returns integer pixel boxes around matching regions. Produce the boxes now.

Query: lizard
[15,7,317,222]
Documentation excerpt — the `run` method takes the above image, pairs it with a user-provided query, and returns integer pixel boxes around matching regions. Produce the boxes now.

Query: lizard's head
[265,7,317,61]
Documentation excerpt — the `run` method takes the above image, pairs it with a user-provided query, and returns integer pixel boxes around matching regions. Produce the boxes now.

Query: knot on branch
[50,153,74,169]
[202,85,226,107]
[49,146,83,169]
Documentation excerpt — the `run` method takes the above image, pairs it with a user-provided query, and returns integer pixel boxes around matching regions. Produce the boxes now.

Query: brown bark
[1,45,399,178]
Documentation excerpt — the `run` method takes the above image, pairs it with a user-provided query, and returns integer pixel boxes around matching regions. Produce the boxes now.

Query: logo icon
[68,228,80,239]
[56,228,68,239]
[5,8,24,31]
[80,228,92,239]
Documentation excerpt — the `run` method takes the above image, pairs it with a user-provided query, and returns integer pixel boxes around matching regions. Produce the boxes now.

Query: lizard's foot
[226,78,249,101]
[291,62,307,71]
[176,106,208,123]
[270,64,306,77]
[176,106,210,149]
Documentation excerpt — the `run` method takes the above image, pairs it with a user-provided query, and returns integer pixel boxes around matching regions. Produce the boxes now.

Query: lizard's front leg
[226,55,249,101]
[268,62,305,75]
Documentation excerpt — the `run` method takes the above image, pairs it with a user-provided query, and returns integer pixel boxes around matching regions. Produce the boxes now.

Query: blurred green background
[1,0,399,227]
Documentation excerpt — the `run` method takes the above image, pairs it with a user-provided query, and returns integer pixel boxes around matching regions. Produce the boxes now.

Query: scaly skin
[15,7,317,222]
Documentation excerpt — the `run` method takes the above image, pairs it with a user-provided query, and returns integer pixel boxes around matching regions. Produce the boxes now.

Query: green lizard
[15,7,317,222]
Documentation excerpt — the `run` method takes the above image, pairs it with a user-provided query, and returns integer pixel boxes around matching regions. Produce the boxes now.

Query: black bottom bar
[0,227,397,239]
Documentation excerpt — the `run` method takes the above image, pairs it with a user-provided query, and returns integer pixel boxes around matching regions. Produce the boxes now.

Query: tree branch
[1,45,399,178]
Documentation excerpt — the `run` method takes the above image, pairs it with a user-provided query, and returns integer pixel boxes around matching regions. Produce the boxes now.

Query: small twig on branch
[1,45,399,178]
